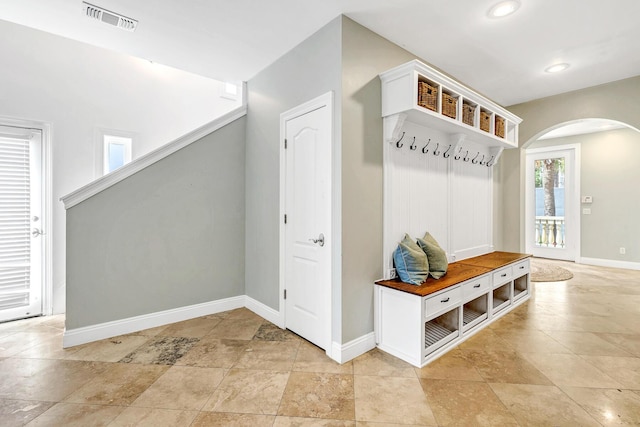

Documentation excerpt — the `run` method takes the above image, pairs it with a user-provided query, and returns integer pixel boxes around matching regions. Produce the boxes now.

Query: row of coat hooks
[394,132,495,167]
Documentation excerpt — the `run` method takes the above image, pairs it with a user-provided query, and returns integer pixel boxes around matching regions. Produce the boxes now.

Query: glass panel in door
[534,157,566,250]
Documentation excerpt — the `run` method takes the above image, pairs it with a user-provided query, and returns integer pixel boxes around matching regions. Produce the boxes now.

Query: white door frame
[0,116,52,316]
[525,144,581,261]
[279,91,334,359]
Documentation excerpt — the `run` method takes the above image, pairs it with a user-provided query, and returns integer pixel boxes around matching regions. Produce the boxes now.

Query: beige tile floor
[1,259,640,426]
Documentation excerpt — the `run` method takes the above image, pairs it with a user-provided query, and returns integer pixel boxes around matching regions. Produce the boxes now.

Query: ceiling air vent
[82,2,138,32]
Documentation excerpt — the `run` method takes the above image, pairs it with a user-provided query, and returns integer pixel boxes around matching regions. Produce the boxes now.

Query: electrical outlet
[620,247,626,255]
[388,268,397,279]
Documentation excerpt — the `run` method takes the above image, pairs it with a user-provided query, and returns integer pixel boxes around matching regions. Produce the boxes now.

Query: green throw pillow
[417,232,448,279]
[393,234,429,285]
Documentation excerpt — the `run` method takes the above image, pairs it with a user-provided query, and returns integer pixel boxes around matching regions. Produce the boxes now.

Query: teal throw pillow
[417,232,448,279]
[393,234,429,285]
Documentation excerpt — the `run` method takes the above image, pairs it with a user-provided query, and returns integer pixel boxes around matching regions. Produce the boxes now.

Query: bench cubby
[374,251,530,367]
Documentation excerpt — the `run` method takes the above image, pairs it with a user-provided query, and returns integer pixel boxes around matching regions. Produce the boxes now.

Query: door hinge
[284,139,287,149]
[284,289,287,300]
[284,214,287,224]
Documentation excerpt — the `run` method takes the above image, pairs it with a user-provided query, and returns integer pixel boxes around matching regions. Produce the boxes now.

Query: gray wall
[244,17,342,314]
[66,117,246,329]
[340,18,418,342]
[498,76,640,252]
[529,128,640,262]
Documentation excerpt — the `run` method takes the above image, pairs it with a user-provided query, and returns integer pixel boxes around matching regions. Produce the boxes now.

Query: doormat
[530,259,574,282]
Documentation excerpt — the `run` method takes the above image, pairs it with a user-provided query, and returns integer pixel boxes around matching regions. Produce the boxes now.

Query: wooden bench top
[375,251,531,297]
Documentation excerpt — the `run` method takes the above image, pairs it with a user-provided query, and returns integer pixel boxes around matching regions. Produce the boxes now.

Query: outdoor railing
[535,216,565,248]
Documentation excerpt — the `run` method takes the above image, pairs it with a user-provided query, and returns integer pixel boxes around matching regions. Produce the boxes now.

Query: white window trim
[95,128,135,177]
[103,135,132,175]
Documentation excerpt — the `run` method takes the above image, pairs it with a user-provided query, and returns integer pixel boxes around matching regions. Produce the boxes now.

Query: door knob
[32,228,45,237]
[309,233,325,247]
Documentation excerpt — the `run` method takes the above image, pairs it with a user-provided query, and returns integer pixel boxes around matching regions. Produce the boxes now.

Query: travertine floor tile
[108,407,198,427]
[202,369,289,414]
[24,402,124,427]
[544,330,633,356]
[64,363,168,405]
[119,336,199,365]
[492,329,572,354]
[293,341,353,374]
[0,399,54,427]
[0,332,60,358]
[155,316,222,338]
[490,383,600,427]
[191,411,275,426]
[0,358,107,401]
[354,375,436,425]
[278,372,354,420]
[580,355,640,389]
[420,378,518,426]
[233,340,300,371]
[462,349,553,385]
[175,336,247,368]
[597,333,640,357]
[352,348,416,377]
[206,317,264,340]
[65,335,150,362]
[131,365,224,410]
[414,349,484,381]
[253,323,302,342]
[523,352,622,388]
[273,417,356,426]
[561,387,640,426]
[457,329,513,351]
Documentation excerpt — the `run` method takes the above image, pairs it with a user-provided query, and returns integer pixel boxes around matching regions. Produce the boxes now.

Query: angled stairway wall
[64,113,246,339]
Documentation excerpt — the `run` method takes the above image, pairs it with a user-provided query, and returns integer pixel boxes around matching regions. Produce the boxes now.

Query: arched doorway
[523,118,638,264]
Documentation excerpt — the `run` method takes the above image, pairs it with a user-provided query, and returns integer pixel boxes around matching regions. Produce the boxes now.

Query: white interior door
[525,145,579,261]
[0,125,44,322]
[283,94,332,350]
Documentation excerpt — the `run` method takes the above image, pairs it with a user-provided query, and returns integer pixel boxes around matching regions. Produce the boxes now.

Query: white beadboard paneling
[383,120,495,277]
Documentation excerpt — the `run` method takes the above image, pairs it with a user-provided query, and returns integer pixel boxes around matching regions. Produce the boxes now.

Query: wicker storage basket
[418,81,437,111]
[462,102,475,126]
[480,111,491,133]
[441,93,457,119]
[495,116,505,138]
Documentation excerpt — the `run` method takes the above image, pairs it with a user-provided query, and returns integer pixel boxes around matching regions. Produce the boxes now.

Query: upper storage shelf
[380,60,522,149]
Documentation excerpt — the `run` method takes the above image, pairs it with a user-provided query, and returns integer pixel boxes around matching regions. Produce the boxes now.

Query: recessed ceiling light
[488,1,520,18]
[545,63,570,73]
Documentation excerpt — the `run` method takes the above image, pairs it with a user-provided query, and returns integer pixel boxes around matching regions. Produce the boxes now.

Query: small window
[103,135,132,174]
[220,81,240,100]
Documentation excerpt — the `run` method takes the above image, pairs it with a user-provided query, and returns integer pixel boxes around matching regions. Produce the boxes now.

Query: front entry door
[282,93,332,350]
[0,125,44,322]
[525,145,578,261]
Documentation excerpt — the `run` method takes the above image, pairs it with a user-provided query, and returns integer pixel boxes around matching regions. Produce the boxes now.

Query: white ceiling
[1,0,640,106]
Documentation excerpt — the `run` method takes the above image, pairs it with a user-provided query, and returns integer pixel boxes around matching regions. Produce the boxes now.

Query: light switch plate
[581,196,593,203]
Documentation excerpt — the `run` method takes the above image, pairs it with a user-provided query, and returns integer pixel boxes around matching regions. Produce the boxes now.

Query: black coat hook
[422,138,431,154]
[396,132,405,148]
[443,144,452,158]
[472,152,480,164]
[463,150,470,162]
[433,142,440,156]
[454,147,463,160]
[486,155,495,167]
[479,154,486,165]
[409,136,417,150]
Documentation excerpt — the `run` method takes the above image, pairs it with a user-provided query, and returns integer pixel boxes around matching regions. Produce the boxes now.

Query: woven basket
[418,81,437,112]
[462,102,475,126]
[441,93,457,119]
[480,111,491,133]
[495,116,505,138]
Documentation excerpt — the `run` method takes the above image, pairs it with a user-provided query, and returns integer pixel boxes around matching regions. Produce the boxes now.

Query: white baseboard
[244,296,283,327]
[580,257,640,271]
[331,332,376,364]
[63,296,245,348]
